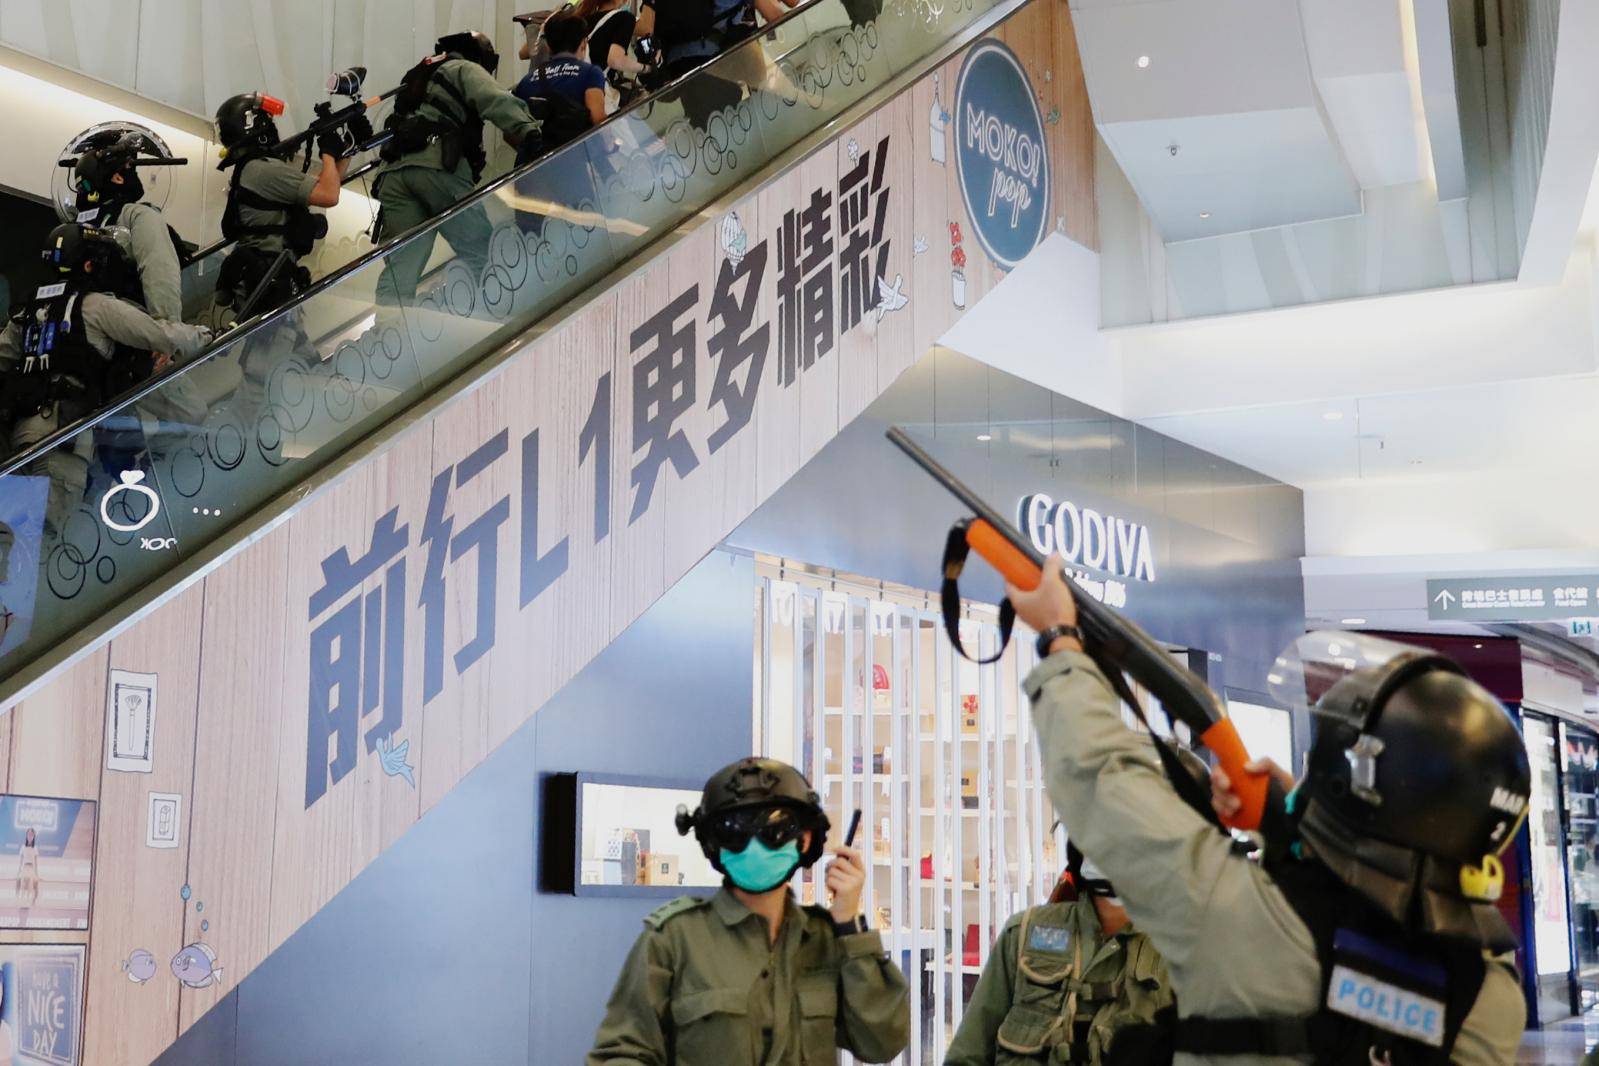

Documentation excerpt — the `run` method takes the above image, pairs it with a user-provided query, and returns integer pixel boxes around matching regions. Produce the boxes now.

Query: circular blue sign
[954,41,1052,271]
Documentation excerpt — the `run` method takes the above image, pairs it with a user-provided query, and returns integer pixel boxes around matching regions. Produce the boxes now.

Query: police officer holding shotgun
[587,757,909,1065]
[1004,557,1529,1065]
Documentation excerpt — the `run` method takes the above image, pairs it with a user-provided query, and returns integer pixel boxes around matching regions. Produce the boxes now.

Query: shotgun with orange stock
[885,426,1279,833]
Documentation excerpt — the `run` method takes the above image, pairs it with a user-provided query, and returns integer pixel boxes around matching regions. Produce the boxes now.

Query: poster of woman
[0,798,95,932]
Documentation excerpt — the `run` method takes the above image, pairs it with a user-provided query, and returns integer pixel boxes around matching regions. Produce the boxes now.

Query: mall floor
[1520,1012,1599,1063]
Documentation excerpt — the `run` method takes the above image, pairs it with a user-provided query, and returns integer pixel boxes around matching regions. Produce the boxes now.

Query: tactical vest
[380,57,488,180]
[996,902,1175,1066]
[8,286,108,416]
[221,158,327,260]
[1174,859,1490,1064]
[77,200,198,277]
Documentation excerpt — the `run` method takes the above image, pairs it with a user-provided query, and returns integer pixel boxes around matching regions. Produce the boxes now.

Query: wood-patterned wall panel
[179,528,292,1031]
[84,582,206,1065]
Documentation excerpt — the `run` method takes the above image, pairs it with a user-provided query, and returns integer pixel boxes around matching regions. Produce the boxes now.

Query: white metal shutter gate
[756,567,1062,1065]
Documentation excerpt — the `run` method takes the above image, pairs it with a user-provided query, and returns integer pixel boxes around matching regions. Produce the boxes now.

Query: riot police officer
[0,225,211,537]
[67,129,189,324]
[946,842,1176,1066]
[210,92,366,425]
[1006,559,1528,1064]
[587,757,910,1064]
[212,91,366,317]
[373,31,541,307]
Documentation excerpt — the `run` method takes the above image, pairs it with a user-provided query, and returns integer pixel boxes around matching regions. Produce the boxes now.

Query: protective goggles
[709,805,808,853]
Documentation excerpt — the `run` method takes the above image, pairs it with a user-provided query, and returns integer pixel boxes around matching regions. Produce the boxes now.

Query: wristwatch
[1035,624,1083,660]
[832,914,869,938]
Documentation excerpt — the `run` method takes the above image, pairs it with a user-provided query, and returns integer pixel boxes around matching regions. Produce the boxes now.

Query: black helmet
[436,30,500,75]
[214,93,285,160]
[55,123,179,221]
[71,129,161,210]
[1280,634,1531,943]
[40,224,124,291]
[676,758,830,872]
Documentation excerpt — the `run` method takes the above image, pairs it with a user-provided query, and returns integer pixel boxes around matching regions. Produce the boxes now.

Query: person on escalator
[372,31,542,308]
[634,0,795,129]
[210,92,365,428]
[0,225,211,540]
[513,11,608,160]
[573,0,649,113]
[68,131,189,326]
[67,128,217,432]
[212,92,363,319]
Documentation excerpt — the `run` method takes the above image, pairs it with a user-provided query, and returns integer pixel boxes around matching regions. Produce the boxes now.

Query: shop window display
[1525,714,1574,1021]
[752,560,1061,1065]
[1561,722,1599,1014]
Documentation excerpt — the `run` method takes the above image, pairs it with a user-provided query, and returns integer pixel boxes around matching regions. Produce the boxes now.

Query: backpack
[524,62,596,152]
[381,56,488,179]
[1173,859,1493,1064]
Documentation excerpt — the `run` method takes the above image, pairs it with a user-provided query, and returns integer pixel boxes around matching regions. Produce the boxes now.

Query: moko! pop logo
[954,40,1051,270]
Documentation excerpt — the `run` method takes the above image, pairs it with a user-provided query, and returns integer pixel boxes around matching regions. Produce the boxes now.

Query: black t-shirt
[586,7,637,74]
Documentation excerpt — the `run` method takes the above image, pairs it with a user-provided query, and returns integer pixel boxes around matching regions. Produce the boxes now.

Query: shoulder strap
[591,7,626,36]
[940,520,1015,664]
[429,64,479,126]
[643,895,708,930]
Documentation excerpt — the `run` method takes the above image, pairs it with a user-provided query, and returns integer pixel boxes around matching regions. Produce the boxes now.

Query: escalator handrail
[0,0,839,481]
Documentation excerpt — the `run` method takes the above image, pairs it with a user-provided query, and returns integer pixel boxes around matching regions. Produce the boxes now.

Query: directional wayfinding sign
[1427,575,1599,622]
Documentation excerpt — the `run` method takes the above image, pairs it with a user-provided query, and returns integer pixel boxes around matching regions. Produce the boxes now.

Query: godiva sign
[1018,494,1158,584]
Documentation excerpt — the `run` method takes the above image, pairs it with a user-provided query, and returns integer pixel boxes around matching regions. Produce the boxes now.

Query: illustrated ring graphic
[100,471,161,534]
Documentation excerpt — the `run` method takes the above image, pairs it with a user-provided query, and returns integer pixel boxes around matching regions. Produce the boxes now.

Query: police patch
[1026,925,1070,953]
[1326,964,1445,1048]
[76,208,100,224]
[35,283,66,300]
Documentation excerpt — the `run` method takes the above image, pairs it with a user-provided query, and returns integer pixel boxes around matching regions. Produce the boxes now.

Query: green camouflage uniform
[587,887,910,1065]
[945,896,1174,1066]
[373,56,539,306]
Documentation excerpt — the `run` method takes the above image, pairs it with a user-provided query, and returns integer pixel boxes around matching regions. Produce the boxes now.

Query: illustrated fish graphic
[171,943,224,989]
[124,949,157,985]
[874,274,910,321]
[377,735,416,789]
[913,236,929,256]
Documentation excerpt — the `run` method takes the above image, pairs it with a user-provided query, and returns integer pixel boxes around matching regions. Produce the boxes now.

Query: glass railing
[0,0,1009,678]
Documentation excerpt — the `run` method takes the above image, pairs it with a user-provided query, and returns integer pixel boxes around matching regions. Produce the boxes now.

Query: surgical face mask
[720,838,802,893]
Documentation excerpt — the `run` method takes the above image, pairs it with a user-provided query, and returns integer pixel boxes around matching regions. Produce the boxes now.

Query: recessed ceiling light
[1410,459,1424,465]
[1322,411,1343,421]
[1137,55,1151,69]
[1198,211,1211,219]
[1341,617,1367,626]
[1473,643,1484,649]
[976,433,992,442]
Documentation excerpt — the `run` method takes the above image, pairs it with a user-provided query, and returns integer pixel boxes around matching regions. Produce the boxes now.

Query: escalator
[0,0,1017,697]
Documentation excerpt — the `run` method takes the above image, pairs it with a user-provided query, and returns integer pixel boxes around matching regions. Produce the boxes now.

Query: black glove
[317,122,359,160]
[347,112,375,147]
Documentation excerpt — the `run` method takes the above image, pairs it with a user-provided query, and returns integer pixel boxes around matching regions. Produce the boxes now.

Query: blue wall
[156,550,754,1066]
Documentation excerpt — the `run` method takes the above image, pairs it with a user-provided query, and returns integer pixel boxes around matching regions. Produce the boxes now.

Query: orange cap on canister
[256,94,287,116]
